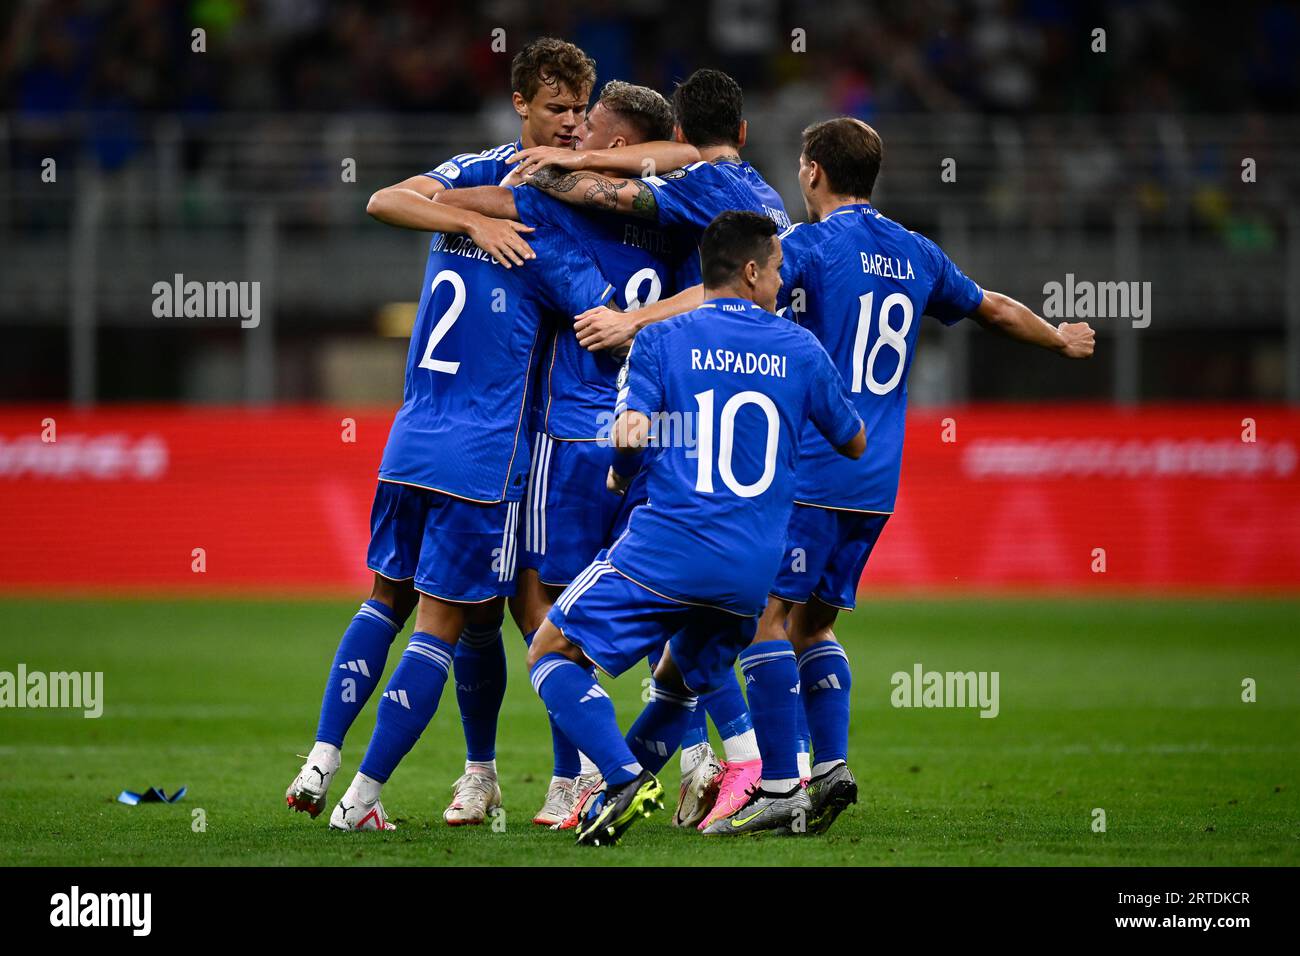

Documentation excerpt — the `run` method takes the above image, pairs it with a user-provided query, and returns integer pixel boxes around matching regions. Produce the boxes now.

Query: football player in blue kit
[434,80,700,826]
[283,37,598,828]
[317,190,620,831]
[517,68,798,827]
[742,118,1096,836]
[304,38,696,827]
[527,211,865,846]
[284,37,631,830]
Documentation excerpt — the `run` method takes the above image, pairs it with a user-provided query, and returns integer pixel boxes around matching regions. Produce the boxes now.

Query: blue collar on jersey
[699,296,772,316]
[825,201,875,219]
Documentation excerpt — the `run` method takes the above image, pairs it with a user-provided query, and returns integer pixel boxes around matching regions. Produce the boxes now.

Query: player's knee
[526,620,568,667]
[790,628,836,655]
[792,597,839,646]
[651,650,690,696]
[753,598,793,643]
[370,574,417,626]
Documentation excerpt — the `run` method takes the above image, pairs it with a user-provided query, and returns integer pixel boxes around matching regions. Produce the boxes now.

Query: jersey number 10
[693,389,779,499]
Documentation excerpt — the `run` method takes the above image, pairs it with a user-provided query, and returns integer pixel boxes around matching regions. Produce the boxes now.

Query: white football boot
[285,746,340,819]
[329,793,396,831]
[443,766,502,825]
[554,769,605,831]
[533,776,576,826]
[673,742,724,828]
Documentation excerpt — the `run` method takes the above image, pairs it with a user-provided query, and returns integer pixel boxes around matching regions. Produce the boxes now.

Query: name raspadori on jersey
[690,347,788,378]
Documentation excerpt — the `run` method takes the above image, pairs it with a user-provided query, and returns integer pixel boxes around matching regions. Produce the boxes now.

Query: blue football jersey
[642,159,793,287]
[777,203,984,513]
[608,298,862,615]
[423,141,522,190]
[513,185,692,441]
[379,225,613,504]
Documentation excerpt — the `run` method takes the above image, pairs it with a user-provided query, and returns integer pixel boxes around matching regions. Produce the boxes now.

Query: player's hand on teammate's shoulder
[509,145,587,179]
[465,214,536,268]
[1057,321,1096,359]
[575,305,638,352]
[499,165,528,188]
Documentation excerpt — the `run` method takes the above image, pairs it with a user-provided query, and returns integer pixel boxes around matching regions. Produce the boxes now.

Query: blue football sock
[530,653,640,787]
[799,641,852,766]
[626,681,697,774]
[453,617,506,762]
[523,628,582,778]
[739,640,801,782]
[357,633,453,783]
[315,600,400,748]
[679,693,710,749]
[795,683,812,766]
[702,669,753,741]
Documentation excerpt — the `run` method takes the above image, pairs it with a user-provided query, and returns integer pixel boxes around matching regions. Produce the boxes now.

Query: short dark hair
[699,210,778,287]
[801,117,883,198]
[672,69,743,148]
[511,37,596,102]
[598,80,675,142]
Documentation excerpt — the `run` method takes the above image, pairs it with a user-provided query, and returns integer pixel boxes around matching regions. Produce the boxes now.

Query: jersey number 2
[419,270,465,374]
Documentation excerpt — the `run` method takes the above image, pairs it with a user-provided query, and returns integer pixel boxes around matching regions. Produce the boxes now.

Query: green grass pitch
[1,597,1296,866]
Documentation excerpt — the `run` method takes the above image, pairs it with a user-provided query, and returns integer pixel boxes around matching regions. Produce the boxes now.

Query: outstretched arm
[509,142,699,180]
[526,164,658,219]
[432,185,520,222]
[973,291,1095,358]
[575,283,703,352]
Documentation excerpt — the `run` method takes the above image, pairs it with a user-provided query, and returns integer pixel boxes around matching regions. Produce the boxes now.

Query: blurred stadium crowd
[1,1,1297,406]
[6,0,1298,119]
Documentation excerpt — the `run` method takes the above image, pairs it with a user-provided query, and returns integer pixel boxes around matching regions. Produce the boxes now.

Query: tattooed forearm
[529,164,582,195]
[582,177,621,210]
[629,180,657,218]
[528,164,658,219]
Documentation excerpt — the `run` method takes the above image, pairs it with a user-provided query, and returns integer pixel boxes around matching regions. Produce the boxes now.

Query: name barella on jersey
[608,298,861,615]
[379,225,613,504]
[512,185,692,441]
[641,159,793,287]
[423,141,521,190]
[777,203,984,514]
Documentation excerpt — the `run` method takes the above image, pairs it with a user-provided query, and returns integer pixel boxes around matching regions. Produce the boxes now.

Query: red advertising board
[1,405,1297,595]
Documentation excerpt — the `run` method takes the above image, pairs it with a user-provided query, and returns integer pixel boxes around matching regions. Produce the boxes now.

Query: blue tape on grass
[117,786,187,805]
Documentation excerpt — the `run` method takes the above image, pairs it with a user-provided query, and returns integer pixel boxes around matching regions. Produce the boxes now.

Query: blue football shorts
[367,480,520,603]
[769,503,890,611]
